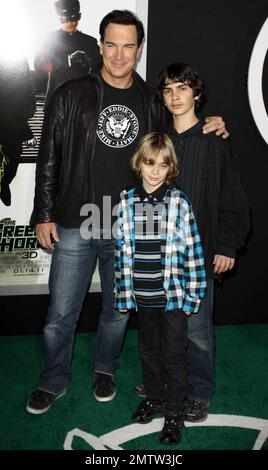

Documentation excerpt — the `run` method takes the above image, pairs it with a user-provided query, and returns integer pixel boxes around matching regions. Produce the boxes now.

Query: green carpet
[0,325,268,450]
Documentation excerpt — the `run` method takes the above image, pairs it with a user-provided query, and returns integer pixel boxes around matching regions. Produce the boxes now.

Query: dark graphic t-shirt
[93,76,145,228]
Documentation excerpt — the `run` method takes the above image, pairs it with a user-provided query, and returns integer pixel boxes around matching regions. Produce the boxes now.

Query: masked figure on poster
[34,0,101,105]
[0,58,36,206]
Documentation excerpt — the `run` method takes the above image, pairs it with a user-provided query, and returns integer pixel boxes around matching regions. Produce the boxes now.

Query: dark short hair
[99,10,144,47]
[157,62,206,109]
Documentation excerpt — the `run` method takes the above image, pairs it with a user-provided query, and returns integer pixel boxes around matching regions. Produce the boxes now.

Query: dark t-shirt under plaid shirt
[133,184,169,308]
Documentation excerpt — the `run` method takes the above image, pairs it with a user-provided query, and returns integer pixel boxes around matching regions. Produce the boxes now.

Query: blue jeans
[187,278,215,402]
[39,225,129,394]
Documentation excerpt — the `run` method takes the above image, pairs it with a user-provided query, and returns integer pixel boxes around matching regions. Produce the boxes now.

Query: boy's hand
[203,116,229,139]
[35,222,59,250]
[213,254,235,273]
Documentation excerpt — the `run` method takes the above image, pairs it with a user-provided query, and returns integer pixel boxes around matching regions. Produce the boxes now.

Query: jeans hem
[39,386,67,395]
[187,396,211,404]
[93,363,115,375]
[94,370,114,377]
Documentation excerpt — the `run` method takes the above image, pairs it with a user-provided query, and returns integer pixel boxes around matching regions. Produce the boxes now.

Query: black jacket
[34,29,101,74]
[0,58,35,143]
[168,122,250,277]
[30,71,165,227]
[34,29,102,105]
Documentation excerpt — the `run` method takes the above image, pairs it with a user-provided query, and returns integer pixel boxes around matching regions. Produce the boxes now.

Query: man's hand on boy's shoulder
[203,116,229,139]
[213,254,235,273]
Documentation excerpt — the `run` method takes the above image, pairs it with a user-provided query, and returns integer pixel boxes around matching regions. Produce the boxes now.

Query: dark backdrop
[1,1,267,334]
[147,0,268,324]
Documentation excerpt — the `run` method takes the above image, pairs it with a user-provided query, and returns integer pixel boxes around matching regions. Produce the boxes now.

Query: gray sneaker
[26,388,66,415]
[93,372,116,402]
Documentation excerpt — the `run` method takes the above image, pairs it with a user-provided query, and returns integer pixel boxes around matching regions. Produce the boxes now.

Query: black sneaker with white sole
[93,372,116,402]
[26,388,66,415]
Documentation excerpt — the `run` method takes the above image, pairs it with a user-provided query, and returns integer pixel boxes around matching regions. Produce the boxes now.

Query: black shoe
[133,383,147,398]
[184,399,209,422]
[26,388,66,415]
[160,415,184,444]
[93,372,116,402]
[0,183,11,206]
[132,398,165,424]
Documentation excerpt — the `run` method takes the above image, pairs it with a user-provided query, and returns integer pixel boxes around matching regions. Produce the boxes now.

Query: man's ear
[137,44,143,59]
[99,41,104,56]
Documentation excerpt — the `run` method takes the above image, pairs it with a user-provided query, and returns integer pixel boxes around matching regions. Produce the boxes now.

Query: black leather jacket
[30,71,165,227]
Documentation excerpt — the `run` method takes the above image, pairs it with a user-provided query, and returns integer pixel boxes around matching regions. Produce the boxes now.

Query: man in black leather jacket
[26,10,228,415]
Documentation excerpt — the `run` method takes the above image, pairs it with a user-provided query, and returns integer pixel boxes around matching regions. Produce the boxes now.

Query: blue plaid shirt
[114,186,207,313]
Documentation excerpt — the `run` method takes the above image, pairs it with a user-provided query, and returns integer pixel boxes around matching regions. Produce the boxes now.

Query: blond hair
[131,132,179,185]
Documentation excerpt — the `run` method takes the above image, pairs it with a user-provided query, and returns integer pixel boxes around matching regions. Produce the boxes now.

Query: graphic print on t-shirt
[97,104,139,148]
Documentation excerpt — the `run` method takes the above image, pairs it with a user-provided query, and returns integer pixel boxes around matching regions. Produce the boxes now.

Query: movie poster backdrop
[0,0,147,295]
